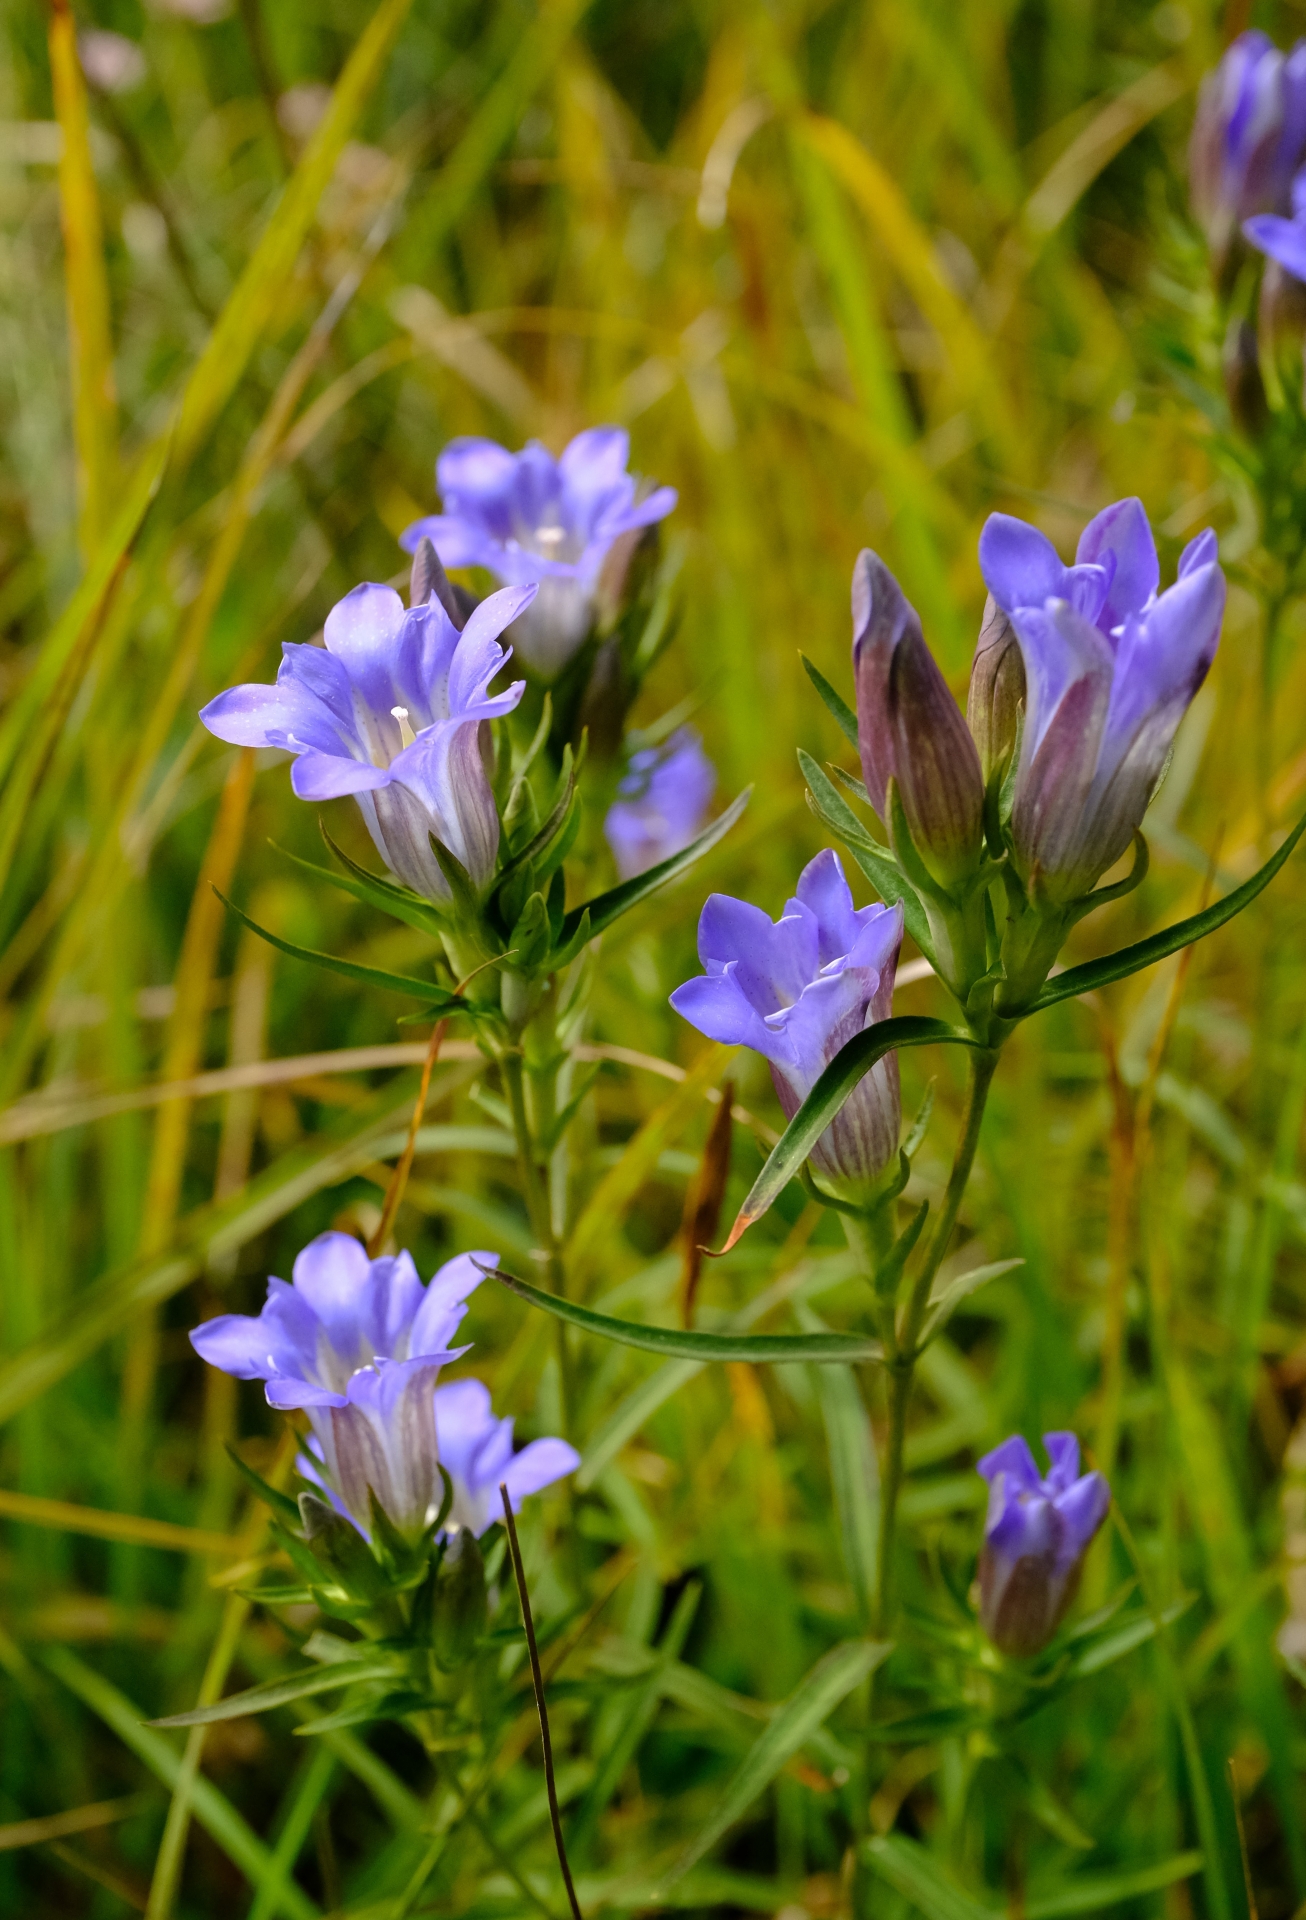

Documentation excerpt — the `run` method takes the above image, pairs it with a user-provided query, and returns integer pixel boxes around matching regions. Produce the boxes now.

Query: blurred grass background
[4,0,1306,1912]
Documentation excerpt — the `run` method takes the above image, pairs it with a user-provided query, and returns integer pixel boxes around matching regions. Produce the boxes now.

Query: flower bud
[966,595,1025,794]
[851,551,984,890]
[976,1432,1109,1658]
[431,1525,488,1670]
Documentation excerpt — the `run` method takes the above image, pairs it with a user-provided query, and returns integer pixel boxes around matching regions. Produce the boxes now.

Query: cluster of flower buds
[192,1234,577,1658]
[809,499,1224,1020]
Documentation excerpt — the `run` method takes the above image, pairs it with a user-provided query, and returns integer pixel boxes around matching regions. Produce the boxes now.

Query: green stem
[872,1048,999,1638]
[500,1044,573,1439]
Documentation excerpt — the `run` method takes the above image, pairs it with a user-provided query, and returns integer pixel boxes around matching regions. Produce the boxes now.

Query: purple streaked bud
[1191,32,1306,279]
[199,581,529,903]
[977,1431,1109,1657]
[851,551,984,889]
[978,499,1225,905]
[400,428,677,680]
[669,849,902,1195]
[966,595,1026,792]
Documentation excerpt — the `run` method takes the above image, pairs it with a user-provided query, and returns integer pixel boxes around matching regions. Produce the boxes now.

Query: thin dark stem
[500,1485,583,1920]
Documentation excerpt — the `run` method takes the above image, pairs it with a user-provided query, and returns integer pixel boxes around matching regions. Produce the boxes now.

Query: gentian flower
[604,728,716,880]
[977,499,1225,905]
[432,1378,579,1535]
[1245,166,1306,280]
[852,550,985,890]
[1190,30,1306,275]
[191,1233,491,1538]
[976,1432,1110,1657]
[670,849,902,1195]
[399,428,677,679]
[199,581,531,902]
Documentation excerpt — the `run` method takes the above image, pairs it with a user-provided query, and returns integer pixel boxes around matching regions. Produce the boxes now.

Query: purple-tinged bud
[1190,32,1306,281]
[966,595,1026,793]
[851,551,984,890]
[977,1432,1109,1658]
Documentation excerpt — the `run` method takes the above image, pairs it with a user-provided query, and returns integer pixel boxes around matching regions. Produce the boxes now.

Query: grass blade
[862,1835,995,1918]
[656,1639,888,1890]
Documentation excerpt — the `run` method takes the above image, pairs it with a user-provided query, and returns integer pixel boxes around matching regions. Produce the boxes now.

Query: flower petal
[978,513,1069,615]
[1075,497,1159,628]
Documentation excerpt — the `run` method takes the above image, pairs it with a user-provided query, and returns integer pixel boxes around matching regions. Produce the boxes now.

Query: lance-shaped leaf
[271,834,448,939]
[148,1656,408,1728]
[1029,804,1306,1012]
[215,890,463,1006]
[799,749,932,956]
[719,1017,977,1250]
[801,653,860,750]
[484,1264,882,1364]
[558,786,751,945]
[654,1639,889,1892]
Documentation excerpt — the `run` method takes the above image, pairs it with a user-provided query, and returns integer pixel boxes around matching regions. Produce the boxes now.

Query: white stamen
[533,523,566,549]
[391,705,416,750]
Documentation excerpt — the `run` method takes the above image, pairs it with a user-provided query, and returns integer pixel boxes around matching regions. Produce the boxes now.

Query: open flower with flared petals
[400,428,677,678]
[670,849,902,1195]
[604,728,716,880]
[432,1378,579,1536]
[199,582,531,902]
[977,1432,1110,1657]
[191,1233,492,1537]
[1191,30,1306,275]
[978,499,1225,905]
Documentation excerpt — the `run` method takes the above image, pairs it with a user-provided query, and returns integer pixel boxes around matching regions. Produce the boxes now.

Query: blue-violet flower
[199,581,531,902]
[977,1431,1110,1657]
[604,728,716,880]
[670,849,902,1194]
[432,1378,579,1536]
[977,498,1225,904]
[191,1233,488,1537]
[400,428,677,679]
[1191,30,1306,273]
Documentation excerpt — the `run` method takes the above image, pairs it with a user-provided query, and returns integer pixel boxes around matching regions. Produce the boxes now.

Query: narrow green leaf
[657,1639,888,1890]
[223,1443,301,1525]
[721,1018,976,1249]
[862,1835,995,1920]
[485,1263,882,1364]
[315,824,448,934]
[920,1258,1024,1345]
[800,654,859,750]
[1023,1853,1204,1918]
[1031,804,1306,1011]
[215,890,460,1004]
[813,1358,880,1620]
[44,1648,321,1920]
[559,787,751,944]
[799,749,932,953]
[1063,1597,1193,1678]
[149,1657,406,1728]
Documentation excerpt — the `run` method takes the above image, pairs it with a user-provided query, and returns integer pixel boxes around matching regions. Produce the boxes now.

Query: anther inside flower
[198,580,532,901]
[400,428,677,678]
[976,1431,1110,1658]
[670,849,903,1194]
[978,497,1225,904]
